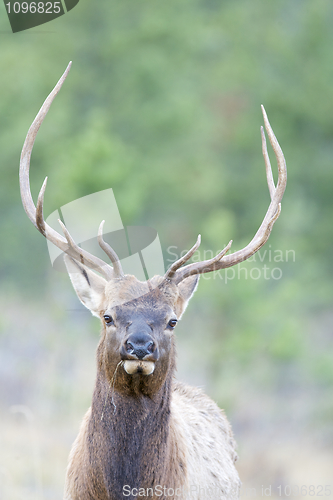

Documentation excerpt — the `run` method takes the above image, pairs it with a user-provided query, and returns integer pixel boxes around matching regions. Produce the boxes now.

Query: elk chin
[123,360,155,376]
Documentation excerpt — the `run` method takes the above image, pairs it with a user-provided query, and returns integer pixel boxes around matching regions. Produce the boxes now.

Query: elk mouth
[123,360,155,376]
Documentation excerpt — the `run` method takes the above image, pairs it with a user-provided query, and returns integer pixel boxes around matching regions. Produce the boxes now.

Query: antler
[19,62,123,281]
[164,105,287,285]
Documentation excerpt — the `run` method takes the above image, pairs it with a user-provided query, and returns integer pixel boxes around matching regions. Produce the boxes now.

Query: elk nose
[124,335,155,360]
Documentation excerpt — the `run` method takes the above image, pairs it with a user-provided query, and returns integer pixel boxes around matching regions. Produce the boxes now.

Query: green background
[0,0,332,497]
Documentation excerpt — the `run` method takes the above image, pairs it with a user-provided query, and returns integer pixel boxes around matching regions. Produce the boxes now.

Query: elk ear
[64,256,107,317]
[175,275,199,318]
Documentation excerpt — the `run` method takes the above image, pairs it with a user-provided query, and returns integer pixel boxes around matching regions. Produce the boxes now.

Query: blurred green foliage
[0,0,332,442]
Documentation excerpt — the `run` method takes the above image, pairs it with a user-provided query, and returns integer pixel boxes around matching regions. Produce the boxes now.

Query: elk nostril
[147,341,154,353]
[126,341,135,353]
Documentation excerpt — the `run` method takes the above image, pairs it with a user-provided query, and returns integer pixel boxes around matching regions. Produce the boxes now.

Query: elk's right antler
[164,105,287,285]
[19,62,123,280]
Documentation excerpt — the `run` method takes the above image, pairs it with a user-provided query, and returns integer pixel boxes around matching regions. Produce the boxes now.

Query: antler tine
[98,221,124,278]
[36,176,48,235]
[164,234,201,280]
[168,106,287,284]
[260,105,287,200]
[261,126,275,200]
[20,62,72,228]
[19,62,115,281]
[172,240,233,284]
[58,220,114,280]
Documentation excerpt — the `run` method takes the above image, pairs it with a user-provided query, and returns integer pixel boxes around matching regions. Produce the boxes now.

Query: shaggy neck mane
[86,359,179,499]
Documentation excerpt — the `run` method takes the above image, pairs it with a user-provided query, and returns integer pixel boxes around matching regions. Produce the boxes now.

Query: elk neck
[86,338,177,498]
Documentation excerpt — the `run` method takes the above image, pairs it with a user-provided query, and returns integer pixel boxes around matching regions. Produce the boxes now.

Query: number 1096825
[5,1,61,14]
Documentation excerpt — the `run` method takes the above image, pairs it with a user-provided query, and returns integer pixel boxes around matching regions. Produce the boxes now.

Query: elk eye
[168,319,177,329]
[103,315,114,325]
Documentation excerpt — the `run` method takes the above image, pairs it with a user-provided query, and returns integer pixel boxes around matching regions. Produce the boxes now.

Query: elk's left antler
[164,106,287,285]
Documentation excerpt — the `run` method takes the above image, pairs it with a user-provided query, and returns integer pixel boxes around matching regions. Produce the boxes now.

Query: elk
[19,62,286,500]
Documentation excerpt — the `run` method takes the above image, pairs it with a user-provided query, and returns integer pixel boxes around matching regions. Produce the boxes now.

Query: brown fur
[63,263,240,499]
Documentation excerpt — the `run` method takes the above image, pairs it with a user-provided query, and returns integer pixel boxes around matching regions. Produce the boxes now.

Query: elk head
[64,257,199,397]
[19,62,287,397]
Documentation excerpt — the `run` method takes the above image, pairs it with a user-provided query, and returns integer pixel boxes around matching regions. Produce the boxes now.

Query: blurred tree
[0,0,332,424]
